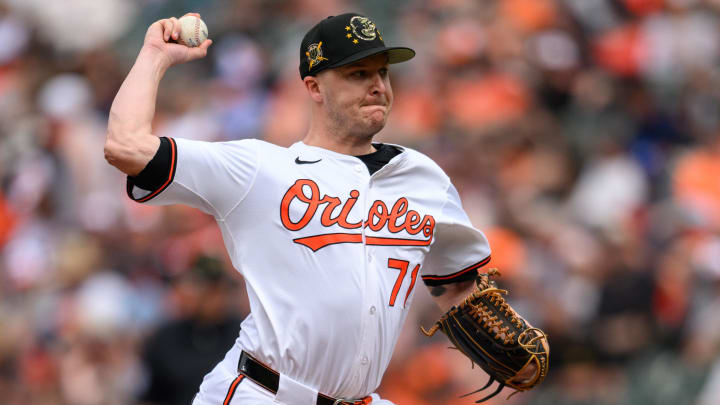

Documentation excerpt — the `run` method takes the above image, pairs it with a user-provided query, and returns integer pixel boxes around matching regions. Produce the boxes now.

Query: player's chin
[363,111,388,129]
[362,117,387,136]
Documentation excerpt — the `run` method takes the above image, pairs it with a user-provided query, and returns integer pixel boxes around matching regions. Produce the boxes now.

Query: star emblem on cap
[346,33,351,38]
[353,39,358,44]
[345,25,351,31]
[306,41,329,70]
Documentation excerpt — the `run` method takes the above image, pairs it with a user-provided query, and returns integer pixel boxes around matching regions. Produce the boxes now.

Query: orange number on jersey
[387,258,420,307]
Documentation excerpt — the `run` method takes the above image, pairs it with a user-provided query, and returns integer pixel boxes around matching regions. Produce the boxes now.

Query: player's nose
[369,72,387,98]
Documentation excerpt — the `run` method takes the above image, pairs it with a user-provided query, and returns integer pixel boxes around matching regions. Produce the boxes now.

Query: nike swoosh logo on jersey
[295,157,322,165]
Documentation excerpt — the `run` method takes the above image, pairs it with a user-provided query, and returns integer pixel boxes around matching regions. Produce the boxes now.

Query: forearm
[110,48,169,138]
[430,279,475,312]
[105,49,168,175]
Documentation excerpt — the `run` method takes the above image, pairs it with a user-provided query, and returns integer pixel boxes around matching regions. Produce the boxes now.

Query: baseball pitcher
[105,12,548,405]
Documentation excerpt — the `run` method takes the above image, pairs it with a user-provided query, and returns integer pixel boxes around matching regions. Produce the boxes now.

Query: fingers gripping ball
[422,268,549,403]
[177,15,208,47]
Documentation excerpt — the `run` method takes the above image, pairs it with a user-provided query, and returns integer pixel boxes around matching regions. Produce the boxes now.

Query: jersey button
[354,164,364,173]
[369,306,376,315]
[361,356,368,365]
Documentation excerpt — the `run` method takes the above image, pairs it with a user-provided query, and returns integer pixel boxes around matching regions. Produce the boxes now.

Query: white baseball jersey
[129,138,491,401]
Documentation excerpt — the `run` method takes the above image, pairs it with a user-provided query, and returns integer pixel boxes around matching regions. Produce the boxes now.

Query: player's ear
[303,76,323,103]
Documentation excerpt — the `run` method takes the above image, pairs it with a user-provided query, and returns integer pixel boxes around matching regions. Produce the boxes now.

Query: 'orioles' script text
[280,179,435,251]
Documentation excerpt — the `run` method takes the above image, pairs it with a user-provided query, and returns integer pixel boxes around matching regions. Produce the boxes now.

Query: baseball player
[106,12,495,405]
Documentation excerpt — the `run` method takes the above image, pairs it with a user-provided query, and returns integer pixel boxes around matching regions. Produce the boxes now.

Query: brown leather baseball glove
[422,268,549,402]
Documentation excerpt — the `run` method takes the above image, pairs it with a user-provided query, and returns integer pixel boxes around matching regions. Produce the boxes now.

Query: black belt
[237,351,371,405]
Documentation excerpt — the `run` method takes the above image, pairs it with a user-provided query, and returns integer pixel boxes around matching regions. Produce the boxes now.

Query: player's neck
[303,125,376,156]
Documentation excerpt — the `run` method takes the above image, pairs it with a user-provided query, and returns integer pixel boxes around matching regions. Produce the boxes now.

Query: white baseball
[177,15,208,47]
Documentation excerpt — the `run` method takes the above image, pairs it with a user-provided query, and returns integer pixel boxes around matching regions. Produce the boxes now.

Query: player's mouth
[361,104,388,112]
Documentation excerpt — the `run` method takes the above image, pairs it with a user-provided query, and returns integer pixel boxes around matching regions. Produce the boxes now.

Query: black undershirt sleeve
[128,137,172,191]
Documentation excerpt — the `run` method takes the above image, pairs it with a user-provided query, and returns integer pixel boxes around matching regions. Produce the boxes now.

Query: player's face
[319,54,393,139]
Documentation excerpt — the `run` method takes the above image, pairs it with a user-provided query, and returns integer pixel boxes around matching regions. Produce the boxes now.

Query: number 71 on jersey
[387,258,420,308]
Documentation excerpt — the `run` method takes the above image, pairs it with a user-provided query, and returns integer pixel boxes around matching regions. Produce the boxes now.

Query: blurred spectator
[138,255,243,405]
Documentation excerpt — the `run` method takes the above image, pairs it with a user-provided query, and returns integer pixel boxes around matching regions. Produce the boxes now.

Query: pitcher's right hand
[142,13,212,68]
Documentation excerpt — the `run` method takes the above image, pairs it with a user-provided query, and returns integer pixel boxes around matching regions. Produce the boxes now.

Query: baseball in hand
[177,15,208,47]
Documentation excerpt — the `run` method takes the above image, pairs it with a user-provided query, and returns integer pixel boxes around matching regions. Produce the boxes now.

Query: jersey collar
[291,141,407,170]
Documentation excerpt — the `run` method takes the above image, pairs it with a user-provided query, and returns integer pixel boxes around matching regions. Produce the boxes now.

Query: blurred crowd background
[1,0,720,404]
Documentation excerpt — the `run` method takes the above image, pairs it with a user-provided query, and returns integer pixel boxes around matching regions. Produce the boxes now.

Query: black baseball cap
[299,13,415,79]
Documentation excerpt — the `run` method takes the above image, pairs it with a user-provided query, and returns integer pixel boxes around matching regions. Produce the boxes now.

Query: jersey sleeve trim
[126,137,178,203]
[422,255,491,286]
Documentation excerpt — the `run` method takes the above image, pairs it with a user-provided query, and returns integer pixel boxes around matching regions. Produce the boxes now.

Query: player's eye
[350,70,367,78]
[379,68,389,78]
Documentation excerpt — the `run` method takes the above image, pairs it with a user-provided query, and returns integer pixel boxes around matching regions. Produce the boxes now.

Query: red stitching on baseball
[194,18,200,45]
